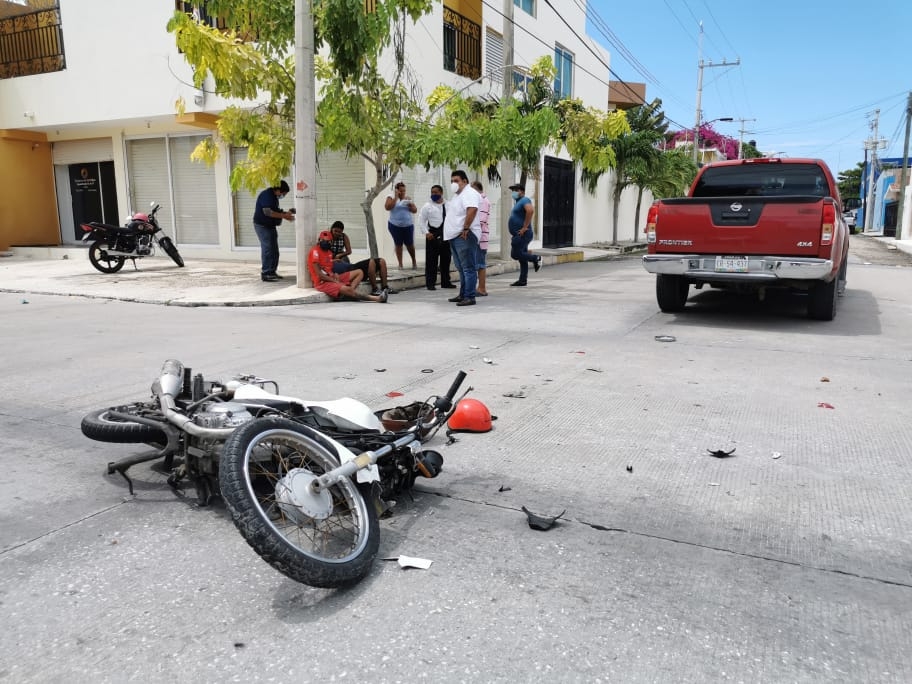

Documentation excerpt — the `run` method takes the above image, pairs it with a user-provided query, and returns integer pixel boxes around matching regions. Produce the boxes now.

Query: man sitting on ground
[329,221,397,295]
[309,230,388,303]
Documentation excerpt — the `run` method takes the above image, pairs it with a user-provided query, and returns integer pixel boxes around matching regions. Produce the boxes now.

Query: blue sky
[584,0,912,176]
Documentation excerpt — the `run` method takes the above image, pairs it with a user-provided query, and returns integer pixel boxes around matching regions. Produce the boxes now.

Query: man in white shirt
[417,184,455,291]
[444,170,481,306]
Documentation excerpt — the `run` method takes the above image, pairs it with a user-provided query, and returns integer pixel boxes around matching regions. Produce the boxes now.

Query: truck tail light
[646,202,658,244]
[821,202,835,246]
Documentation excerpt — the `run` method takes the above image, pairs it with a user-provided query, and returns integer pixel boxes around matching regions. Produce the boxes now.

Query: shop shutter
[126,138,173,236]
[52,138,114,165]
[230,148,294,248]
[316,151,368,249]
[169,136,218,244]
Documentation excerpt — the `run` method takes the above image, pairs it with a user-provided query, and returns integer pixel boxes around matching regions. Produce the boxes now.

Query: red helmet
[447,398,492,433]
[132,212,149,221]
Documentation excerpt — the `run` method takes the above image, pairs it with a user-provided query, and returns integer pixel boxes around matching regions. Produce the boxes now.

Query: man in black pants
[417,184,455,290]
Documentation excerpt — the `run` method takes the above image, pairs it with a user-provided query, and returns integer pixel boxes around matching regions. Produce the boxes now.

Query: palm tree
[639,148,698,226]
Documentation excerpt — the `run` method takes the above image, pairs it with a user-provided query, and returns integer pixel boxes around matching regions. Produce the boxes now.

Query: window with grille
[442,7,481,80]
[0,1,65,80]
[175,1,258,42]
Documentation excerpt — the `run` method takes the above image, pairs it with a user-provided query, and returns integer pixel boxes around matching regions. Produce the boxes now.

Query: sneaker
[273,273,286,279]
[385,287,399,294]
[262,274,279,282]
[533,257,542,273]
[427,286,437,291]
[441,283,457,289]
[371,288,383,296]
[378,290,389,303]
[448,295,464,303]
[456,298,476,306]
[510,280,527,287]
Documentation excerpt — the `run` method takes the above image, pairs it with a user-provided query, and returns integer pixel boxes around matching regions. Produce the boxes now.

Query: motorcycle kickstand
[130,257,139,271]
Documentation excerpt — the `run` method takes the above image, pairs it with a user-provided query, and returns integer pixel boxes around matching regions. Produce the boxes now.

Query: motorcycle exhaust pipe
[152,359,184,399]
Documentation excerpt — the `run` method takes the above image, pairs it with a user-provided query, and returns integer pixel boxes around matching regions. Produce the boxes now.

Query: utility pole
[294,0,318,286]
[735,118,756,159]
[895,92,912,241]
[863,109,887,234]
[499,0,515,258]
[693,22,739,164]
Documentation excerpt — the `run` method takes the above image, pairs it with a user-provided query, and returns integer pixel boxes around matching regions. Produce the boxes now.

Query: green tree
[577,98,668,244]
[837,162,865,205]
[168,0,435,258]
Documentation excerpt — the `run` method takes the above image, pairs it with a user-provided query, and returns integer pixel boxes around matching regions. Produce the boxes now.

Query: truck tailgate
[655,196,828,257]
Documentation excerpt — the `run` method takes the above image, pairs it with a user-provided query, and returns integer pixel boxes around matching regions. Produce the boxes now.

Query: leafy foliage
[837,162,865,204]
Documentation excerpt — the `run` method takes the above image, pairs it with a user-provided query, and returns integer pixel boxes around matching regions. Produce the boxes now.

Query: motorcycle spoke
[243,436,365,560]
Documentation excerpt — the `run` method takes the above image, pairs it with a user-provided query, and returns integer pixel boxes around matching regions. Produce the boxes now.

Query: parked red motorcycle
[81,202,184,273]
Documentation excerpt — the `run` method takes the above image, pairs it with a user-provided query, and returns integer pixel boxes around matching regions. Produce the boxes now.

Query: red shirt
[307,245,334,284]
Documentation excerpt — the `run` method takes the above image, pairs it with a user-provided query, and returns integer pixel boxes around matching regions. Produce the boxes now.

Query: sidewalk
[0,243,643,307]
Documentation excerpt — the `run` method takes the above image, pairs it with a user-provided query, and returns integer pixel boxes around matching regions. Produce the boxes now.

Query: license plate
[714,256,749,273]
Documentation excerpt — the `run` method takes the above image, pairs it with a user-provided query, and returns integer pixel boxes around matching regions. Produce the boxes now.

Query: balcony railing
[443,7,481,81]
[0,5,65,80]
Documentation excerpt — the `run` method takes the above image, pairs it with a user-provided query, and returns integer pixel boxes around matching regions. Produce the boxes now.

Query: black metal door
[542,156,575,247]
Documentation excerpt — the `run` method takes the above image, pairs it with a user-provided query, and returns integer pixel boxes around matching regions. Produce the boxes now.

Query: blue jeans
[254,224,279,276]
[450,232,478,300]
[510,230,539,283]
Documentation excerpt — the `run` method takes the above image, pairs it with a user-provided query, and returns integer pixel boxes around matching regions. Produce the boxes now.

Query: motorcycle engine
[193,402,254,429]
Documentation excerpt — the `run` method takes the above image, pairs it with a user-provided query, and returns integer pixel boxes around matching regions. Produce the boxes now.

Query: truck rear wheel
[656,275,689,313]
[807,277,837,321]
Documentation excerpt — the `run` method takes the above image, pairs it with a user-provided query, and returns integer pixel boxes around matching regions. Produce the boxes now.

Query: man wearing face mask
[308,230,388,303]
[253,180,295,282]
[418,184,455,291]
[444,170,481,306]
[507,183,541,286]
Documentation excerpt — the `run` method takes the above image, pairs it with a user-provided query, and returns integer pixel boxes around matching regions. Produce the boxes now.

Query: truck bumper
[642,254,834,282]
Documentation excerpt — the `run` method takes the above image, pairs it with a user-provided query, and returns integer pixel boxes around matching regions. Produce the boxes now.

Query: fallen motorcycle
[81,360,489,588]
[81,202,184,273]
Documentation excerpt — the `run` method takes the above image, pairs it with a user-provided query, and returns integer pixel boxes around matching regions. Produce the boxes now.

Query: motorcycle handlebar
[435,370,466,412]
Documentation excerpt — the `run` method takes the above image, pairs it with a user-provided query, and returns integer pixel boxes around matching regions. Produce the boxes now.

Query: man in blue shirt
[253,180,295,281]
[508,183,541,286]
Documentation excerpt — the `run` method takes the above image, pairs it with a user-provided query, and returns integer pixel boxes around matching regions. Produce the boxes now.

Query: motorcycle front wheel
[88,240,125,273]
[220,417,379,588]
[158,236,185,267]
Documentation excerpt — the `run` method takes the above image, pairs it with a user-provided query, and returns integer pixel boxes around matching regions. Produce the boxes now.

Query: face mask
[431,193,442,202]
[511,191,520,200]
[450,182,459,194]
[318,240,331,250]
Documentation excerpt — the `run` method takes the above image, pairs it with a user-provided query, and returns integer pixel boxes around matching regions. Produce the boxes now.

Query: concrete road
[1,245,911,683]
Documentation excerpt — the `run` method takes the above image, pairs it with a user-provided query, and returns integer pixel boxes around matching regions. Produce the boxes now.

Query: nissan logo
[730,202,743,212]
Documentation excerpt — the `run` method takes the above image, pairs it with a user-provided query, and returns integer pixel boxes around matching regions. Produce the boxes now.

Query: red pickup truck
[642,158,850,320]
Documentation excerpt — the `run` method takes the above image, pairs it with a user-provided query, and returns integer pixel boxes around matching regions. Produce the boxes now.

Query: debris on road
[386,391,404,398]
[626,465,633,473]
[382,555,433,570]
[521,506,566,531]
[820,376,830,382]
[654,335,676,343]
[772,452,783,459]
[707,448,736,458]
[498,485,512,492]
[817,402,835,409]
[503,390,526,398]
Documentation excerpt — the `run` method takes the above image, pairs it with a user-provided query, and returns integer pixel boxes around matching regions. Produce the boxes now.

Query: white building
[0,0,647,259]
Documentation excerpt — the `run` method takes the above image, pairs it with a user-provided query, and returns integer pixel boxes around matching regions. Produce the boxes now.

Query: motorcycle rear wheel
[220,417,379,588]
[88,240,126,273]
[158,236,185,267]
[81,406,167,443]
